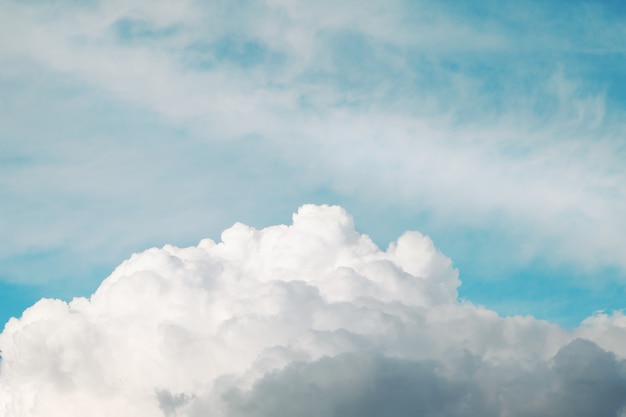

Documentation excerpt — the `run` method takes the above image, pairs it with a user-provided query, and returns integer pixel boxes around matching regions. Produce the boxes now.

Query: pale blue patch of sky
[113,18,181,43]
[0,281,43,330]
[181,37,287,73]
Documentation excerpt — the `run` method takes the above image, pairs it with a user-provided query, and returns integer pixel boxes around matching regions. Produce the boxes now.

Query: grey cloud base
[216,341,626,417]
[1,205,625,416]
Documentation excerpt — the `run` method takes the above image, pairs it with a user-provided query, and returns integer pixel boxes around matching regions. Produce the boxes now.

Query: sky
[1,0,626,415]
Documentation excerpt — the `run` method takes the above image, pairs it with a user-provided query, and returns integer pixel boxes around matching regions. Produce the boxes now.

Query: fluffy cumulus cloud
[1,205,626,416]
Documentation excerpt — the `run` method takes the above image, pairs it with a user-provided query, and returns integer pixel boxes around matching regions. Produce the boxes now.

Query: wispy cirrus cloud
[0,0,625,325]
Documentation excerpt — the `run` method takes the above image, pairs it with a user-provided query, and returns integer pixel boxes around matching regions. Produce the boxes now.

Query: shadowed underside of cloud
[218,340,626,417]
[1,205,626,416]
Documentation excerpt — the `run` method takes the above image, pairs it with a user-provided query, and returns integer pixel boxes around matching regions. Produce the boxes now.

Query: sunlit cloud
[2,205,626,416]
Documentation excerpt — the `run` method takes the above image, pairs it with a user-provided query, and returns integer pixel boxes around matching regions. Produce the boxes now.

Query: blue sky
[1,0,625,329]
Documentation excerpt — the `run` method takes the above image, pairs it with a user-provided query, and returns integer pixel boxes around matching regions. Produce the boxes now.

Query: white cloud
[1,205,625,416]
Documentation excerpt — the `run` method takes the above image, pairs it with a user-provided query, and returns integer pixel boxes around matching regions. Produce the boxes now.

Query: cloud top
[1,204,625,416]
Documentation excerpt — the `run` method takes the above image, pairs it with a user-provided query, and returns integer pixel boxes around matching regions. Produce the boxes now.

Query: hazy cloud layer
[1,205,625,416]
[1,0,625,295]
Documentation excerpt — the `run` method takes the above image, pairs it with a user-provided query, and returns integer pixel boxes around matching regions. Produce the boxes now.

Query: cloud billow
[0,205,625,416]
